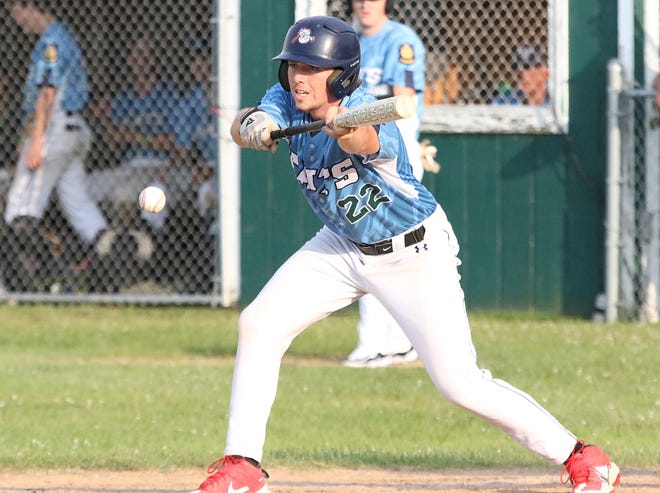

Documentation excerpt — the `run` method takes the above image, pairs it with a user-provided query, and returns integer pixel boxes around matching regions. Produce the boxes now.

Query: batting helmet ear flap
[327,67,361,99]
[326,69,343,96]
[278,61,290,91]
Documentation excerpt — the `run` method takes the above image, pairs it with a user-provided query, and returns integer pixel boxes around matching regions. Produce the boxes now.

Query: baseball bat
[270,95,416,140]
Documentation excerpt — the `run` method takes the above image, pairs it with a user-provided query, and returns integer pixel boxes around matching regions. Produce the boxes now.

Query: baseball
[138,186,166,214]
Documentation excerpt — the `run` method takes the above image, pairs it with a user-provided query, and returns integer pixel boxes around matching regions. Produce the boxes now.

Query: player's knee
[238,304,263,337]
[433,367,494,409]
[238,302,281,343]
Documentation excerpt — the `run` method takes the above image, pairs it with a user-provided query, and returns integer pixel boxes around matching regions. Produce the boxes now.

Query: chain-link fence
[0,0,217,303]
[0,0,569,304]
[327,0,549,106]
[615,89,660,321]
[606,61,660,322]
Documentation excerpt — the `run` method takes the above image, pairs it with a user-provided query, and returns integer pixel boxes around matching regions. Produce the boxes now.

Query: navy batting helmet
[346,0,394,15]
[273,16,361,99]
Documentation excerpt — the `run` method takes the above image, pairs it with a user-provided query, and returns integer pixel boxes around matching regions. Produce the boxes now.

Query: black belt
[354,225,426,256]
[65,111,82,131]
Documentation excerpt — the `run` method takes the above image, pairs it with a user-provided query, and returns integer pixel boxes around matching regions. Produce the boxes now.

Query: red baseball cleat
[190,455,269,493]
[561,441,621,492]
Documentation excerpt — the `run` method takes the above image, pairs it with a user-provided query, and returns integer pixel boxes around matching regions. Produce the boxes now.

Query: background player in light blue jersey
[345,0,428,368]
[189,16,620,493]
[4,0,108,267]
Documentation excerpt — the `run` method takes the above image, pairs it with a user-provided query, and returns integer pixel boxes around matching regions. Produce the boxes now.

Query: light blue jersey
[174,84,217,166]
[358,20,425,121]
[258,84,437,244]
[22,21,88,118]
[111,81,180,162]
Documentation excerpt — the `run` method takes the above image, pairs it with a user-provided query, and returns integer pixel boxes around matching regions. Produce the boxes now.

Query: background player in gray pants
[4,0,108,271]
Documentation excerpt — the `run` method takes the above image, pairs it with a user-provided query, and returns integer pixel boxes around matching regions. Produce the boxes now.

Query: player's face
[10,4,37,33]
[287,61,336,118]
[127,39,156,76]
[352,0,388,30]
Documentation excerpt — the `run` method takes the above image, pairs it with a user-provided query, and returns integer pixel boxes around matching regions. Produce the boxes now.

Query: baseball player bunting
[189,15,621,493]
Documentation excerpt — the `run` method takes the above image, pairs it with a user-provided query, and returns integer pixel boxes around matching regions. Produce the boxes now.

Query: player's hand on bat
[324,106,356,139]
[239,108,279,153]
[324,106,379,156]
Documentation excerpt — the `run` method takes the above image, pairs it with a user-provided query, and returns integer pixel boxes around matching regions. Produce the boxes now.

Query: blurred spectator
[0,58,16,182]
[173,36,217,229]
[424,51,460,105]
[489,45,548,106]
[3,0,109,291]
[0,57,16,284]
[162,35,217,293]
[0,62,13,293]
[516,45,549,105]
[87,37,180,231]
[653,72,660,109]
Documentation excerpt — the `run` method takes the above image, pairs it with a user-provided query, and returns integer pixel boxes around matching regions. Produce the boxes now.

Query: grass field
[0,304,658,472]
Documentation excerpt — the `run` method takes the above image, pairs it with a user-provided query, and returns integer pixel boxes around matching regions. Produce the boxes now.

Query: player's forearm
[30,86,56,143]
[336,125,379,156]
[323,105,379,155]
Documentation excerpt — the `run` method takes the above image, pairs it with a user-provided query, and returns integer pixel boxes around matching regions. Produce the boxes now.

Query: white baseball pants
[225,206,577,466]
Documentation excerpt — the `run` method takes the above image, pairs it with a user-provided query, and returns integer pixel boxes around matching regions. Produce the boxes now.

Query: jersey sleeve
[380,27,426,93]
[34,35,66,89]
[257,84,293,129]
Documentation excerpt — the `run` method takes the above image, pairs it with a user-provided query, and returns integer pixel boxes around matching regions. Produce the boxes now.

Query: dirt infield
[0,467,657,493]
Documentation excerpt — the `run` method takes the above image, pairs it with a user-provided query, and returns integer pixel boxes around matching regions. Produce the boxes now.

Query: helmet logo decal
[293,27,315,44]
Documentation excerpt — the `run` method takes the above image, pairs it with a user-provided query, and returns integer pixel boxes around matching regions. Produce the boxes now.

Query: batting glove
[239,107,280,153]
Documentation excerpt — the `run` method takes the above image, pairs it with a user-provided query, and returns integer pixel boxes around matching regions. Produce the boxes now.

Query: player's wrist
[239,106,263,124]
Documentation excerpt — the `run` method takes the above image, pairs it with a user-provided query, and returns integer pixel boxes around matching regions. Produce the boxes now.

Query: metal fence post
[216,0,241,307]
[605,59,623,322]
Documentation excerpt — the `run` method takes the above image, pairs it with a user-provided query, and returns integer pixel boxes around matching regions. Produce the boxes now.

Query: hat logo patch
[294,28,315,44]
